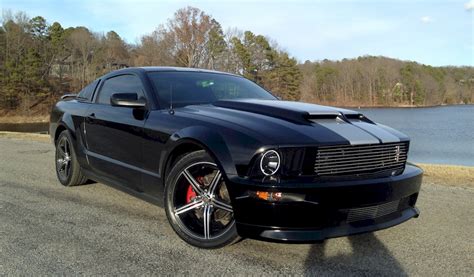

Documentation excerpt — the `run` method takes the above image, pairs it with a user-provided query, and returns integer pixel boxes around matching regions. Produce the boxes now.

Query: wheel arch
[161,126,236,186]
[52,113,86,167]
[54,124,67,144]
[53,116,76,144]
[162,139,204,185]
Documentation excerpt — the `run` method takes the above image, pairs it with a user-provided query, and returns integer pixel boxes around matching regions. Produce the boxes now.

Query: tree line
[0,7,472,116]
[300,57,473,107]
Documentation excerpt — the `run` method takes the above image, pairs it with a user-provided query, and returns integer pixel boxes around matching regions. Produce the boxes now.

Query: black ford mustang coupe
[50,67,422,248]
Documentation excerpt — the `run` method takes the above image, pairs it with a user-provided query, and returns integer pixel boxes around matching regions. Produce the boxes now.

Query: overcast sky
[2,0,473,66]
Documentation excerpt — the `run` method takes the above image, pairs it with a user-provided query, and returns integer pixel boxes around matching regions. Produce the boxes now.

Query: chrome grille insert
[314,142,408,176]
[347,200,400,223]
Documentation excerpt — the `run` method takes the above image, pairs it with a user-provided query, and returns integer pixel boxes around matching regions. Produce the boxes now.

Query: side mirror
[110,93,146,108]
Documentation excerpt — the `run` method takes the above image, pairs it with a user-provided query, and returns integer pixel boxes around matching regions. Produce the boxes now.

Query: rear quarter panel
[50,99,92,167]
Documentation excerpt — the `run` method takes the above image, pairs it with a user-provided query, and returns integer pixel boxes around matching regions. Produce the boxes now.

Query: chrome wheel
[56,136,72,180]
[172,162,234,240]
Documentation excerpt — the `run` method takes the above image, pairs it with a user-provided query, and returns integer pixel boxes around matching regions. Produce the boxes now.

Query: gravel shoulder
[0,137,473,276]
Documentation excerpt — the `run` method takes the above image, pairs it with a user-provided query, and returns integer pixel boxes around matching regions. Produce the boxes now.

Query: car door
[84,74,148,191]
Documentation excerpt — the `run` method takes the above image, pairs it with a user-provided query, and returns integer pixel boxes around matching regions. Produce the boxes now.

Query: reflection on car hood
[183,99,409,146]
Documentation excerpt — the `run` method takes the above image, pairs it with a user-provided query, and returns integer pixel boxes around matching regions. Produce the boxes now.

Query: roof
[102,66,242,80]
[136,66,240,76]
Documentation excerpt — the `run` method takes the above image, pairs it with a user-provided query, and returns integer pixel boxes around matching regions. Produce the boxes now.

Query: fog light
[260,150,281,176]
[255,191,282,202]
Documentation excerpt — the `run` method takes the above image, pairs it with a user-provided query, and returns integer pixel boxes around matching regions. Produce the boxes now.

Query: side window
[96,75,145,105]
[77,79,100,101]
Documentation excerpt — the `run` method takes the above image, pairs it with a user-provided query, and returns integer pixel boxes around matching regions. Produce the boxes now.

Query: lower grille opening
[346,200,400,223]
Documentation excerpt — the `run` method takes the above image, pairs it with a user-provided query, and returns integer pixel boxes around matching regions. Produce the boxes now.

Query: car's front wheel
[165,150,239,248]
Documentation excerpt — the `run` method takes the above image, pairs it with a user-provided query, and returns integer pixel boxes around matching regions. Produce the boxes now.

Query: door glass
[96,75,145,105]
[78,79,100,101]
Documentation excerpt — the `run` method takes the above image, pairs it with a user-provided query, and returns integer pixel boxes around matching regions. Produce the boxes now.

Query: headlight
[260,150,281,176]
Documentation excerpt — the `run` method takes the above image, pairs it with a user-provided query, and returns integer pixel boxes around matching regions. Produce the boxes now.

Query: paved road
[1,138,473,276]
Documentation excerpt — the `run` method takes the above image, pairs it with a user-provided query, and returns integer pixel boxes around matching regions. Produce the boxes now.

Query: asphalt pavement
[0,138,473,276]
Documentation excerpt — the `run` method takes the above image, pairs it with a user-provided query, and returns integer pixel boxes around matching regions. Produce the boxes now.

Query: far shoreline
[338,103,473,109]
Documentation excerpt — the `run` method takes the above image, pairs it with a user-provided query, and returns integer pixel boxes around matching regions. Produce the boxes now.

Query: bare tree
[68,27,98,87]
[166,6,218,68]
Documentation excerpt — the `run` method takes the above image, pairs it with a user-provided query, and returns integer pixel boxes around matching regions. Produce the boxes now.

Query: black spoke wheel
[55,130,88,187]
[56,136,72,181]
[165,151,239,248]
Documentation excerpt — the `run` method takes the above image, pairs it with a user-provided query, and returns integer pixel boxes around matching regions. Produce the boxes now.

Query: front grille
[314,142,408,177]
[347,200,400,223]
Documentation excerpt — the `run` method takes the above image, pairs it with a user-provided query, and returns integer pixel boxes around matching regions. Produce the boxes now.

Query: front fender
[164,125,236,176]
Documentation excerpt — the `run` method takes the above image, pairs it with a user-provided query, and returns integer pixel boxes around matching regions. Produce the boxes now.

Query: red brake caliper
[185,185,197,203]
[185,176,204,203]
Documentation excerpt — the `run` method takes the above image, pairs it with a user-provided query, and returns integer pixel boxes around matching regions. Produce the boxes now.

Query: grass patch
[418,163,474,188]
[0,115,49,123]
[0,131,51,143]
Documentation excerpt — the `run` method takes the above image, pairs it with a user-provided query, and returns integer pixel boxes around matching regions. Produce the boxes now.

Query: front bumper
[227,164,423,242]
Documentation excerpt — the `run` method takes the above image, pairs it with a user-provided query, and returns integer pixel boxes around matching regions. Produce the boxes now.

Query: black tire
[55,130,88,187]
[165,150,239,249]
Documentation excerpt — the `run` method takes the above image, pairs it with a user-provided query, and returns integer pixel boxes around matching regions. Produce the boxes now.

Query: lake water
[359,105,474,166]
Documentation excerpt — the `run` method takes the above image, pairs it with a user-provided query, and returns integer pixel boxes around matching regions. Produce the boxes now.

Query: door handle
[86,112,96,123]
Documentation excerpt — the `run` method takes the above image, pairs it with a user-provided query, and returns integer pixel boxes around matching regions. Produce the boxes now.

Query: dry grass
[0,115,49,123]
[0,131,51,143]
[418,163,474,188]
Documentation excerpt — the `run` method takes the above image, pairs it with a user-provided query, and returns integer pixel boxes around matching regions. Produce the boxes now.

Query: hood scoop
[343,113,374,124]
[306,112,341,120]
[213,99,370,124]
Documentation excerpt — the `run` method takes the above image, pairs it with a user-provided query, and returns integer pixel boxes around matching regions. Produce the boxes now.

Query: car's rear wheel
[165,150,239,248]
[55,130,88,187]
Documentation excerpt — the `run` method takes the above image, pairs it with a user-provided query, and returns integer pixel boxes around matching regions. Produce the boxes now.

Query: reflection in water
[304,233,406,276]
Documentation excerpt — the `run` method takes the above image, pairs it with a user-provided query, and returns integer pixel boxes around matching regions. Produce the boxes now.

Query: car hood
[182,99,409,146]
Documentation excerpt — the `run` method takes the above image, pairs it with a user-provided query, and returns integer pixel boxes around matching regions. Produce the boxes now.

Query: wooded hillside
[300,57,474,107]
[1,7,472,117]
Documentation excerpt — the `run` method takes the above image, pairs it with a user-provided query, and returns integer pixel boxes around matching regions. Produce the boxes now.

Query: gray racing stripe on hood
[314,120,380,145]
[349,121,401,143]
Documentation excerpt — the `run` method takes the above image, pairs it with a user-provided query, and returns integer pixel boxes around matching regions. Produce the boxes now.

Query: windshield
[147,71,277,108]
